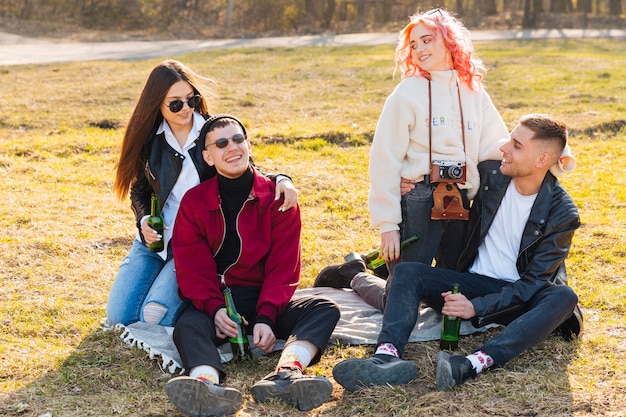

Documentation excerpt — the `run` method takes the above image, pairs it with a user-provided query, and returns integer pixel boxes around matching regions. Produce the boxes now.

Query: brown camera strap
[427,77,466,184]
[427,76,469,220]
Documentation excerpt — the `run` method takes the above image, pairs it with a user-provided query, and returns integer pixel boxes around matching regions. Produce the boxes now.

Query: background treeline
[0,0,624,38]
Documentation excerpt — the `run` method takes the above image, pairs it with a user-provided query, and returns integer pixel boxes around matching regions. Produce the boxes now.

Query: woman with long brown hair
[106,60,297,327]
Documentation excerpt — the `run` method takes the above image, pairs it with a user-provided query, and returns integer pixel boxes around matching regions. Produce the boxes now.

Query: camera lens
[448,165,463,179]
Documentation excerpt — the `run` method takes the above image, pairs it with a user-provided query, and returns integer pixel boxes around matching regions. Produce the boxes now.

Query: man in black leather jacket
[332,113,582,392]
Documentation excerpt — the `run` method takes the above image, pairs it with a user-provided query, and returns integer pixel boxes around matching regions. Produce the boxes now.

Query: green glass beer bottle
[147,194,164,252]
[440,283,461,350]
[364,234,419,271]
[223,287,252,361]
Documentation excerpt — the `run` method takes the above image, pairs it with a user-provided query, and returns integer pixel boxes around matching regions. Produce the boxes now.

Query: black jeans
[352,183,469,312]
[173,292,340,378]
[378,262,578,367]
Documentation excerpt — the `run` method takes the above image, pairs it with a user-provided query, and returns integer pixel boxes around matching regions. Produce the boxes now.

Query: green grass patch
[0,39,624,416]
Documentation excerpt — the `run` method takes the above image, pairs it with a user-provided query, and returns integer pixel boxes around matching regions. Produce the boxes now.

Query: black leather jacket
[129,128,216,233]
[457,160,582,337]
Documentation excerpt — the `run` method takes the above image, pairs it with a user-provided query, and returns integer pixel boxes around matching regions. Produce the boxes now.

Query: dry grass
[0,39,625,416]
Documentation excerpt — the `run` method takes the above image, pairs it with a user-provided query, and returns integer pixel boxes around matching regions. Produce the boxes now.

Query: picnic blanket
[111,287,496,374]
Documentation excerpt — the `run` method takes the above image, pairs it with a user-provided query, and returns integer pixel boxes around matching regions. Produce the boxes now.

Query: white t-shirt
[469,180,537,282]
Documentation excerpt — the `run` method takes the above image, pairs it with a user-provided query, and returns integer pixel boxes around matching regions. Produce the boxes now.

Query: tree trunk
[456,0,464,17]
[609,0,622,15]
[305,0,316,18]
[19,0,33,19]
[226,0,234,29]
[483,0,499,15]
[375,0,393,23]
[522,0,535,28]
[321,0,337,29]
[337,0,348,21]
[549,0,573,13]
[356,0,368,24]
[576,0,592,12]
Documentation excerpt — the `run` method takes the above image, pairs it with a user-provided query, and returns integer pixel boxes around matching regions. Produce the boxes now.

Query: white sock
[375,342,399,358]
[189,365,220,384]
[277,341,316,370]
[466,350,494,374]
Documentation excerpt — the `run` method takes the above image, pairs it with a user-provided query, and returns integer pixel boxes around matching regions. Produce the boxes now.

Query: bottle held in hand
[147,194,164,252]
[223,287,252,361]
[364,234,419,270]
[440,283,461,350]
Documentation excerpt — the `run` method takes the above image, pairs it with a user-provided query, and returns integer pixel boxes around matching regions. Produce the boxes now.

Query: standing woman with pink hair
[314,9,510,310]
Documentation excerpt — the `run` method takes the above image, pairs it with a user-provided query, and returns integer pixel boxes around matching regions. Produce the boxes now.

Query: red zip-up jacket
[172,167,301,326]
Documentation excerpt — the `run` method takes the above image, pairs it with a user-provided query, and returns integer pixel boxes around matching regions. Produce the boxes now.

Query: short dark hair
[200,114,247,144]
[519,113,567,154]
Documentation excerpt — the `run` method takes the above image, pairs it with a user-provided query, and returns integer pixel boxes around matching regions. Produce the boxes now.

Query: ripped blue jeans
[106,239,185,326]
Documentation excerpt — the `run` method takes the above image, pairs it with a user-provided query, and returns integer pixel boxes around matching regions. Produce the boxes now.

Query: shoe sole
[250,376,332,411]
[332,358,417,392]
[435,351,456,391]
[166,377,242,417]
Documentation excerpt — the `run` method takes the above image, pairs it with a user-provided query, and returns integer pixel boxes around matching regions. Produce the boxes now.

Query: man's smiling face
[499,124,543,179]
[203,123,250,179]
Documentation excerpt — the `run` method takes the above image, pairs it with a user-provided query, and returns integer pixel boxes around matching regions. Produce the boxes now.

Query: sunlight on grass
[0,39,625,416]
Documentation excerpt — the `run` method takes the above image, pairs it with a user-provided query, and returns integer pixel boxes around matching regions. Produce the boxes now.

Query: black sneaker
[435,351,477,391]
[332,354,417,392]
[250,368,333,411]
[313,258,366,288]
[166,376,242,417]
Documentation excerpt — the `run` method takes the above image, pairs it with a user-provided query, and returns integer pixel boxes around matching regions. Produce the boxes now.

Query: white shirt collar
[157,112,205,152]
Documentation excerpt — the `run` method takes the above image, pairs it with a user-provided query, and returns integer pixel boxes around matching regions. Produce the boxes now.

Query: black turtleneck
[214,167,254,275]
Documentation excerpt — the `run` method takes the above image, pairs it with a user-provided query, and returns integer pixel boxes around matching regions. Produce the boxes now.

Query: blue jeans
[378,262,578,366]
[106,239,185,326]
[353,182,469,310]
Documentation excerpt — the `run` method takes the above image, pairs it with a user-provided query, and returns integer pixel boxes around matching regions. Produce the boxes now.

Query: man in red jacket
[166,114,339,416]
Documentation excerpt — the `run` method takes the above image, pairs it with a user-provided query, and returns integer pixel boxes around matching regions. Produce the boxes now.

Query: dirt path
[1,28,624,66]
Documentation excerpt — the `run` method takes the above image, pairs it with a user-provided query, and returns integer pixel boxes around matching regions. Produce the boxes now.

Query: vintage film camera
[430,160,466,184]
[429,160,469,220]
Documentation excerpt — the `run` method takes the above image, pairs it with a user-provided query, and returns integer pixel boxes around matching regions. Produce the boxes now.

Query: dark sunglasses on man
[205,134,247,149]
[165,95,202,113]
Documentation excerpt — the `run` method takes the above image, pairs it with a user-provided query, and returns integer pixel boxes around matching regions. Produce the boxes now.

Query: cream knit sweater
[368,70,509,234]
